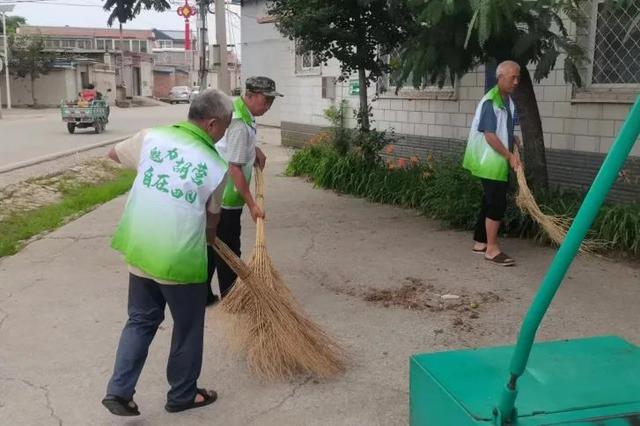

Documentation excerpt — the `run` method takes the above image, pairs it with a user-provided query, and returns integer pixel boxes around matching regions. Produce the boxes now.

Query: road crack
[0,377,62,425]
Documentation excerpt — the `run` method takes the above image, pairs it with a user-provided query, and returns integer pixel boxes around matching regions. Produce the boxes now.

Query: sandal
[165,388,218,413]
[102,395,140,416]
[485,252,515,266]
[472,247,487,254]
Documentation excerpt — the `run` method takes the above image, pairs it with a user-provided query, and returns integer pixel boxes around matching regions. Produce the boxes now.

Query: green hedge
[286,143,640,256]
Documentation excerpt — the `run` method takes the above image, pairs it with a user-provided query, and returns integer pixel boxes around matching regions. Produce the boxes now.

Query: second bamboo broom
[514,147,597,252]
[213,167,346,380]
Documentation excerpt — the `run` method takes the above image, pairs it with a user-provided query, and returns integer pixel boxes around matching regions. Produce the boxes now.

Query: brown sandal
[485,252,515,266]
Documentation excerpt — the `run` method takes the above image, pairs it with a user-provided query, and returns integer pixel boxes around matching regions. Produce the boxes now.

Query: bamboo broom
[514,147,597,252]
[212,167,346,380]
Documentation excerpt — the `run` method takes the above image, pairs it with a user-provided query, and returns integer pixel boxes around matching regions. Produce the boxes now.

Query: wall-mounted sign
[349,80,360,95]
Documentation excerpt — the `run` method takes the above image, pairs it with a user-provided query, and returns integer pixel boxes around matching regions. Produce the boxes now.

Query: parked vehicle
[169,86,191,104]
[189,86,200,102]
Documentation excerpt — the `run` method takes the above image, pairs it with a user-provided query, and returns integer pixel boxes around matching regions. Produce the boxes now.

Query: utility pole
[214,0,230,94]
[197,0,208,90]
[0,4,15,111]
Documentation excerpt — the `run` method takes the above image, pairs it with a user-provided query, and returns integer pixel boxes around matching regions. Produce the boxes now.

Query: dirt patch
[333,276,502,332]
[0,159,125,221]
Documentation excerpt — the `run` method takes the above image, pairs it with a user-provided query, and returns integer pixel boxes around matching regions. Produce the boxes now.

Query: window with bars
[294,40,321,75]
[591,0,640,85]
[377,48,454,98]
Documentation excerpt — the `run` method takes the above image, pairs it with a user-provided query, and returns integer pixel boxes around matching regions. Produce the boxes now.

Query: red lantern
[177,1,197,51]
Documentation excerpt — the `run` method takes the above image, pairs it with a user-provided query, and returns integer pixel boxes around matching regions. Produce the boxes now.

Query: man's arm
[107,130,147,170]
[229,164,264,221]
[255,146,266,170]
[484,132,521,170]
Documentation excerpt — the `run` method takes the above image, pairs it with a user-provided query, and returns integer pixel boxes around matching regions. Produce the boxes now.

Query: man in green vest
[101,89,232,416]
[206,76,283,305]
[463,60,522,266]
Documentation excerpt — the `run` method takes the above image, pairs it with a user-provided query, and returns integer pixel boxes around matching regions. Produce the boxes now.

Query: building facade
[152,29,197,99]
[15,26,154,100]
[241,0,640,201]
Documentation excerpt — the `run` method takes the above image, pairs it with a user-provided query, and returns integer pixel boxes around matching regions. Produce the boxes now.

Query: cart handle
[494,96,640,424]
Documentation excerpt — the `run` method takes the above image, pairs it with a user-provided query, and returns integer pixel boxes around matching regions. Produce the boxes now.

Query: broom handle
[495,96,640,423]
[210,167,266,282]
[255,166,266,247]
[212,237,252,280]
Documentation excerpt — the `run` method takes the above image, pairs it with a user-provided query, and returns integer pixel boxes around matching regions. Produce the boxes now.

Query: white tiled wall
[242,1,639,156]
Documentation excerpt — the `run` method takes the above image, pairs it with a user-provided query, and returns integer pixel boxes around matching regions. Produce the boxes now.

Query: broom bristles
[514,149,599,253]
[213,168,346,380]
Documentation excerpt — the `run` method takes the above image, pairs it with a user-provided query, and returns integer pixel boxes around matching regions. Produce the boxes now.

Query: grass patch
[0,169,135,257]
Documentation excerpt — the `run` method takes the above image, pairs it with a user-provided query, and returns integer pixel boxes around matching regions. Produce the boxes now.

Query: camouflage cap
[245,76,284,97]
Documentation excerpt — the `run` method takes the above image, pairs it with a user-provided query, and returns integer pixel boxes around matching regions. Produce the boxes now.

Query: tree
[9,35,56,106]
[102,0,170,26]
[267,0,410,131]
[395,0,589,192]
[0,16,26,34]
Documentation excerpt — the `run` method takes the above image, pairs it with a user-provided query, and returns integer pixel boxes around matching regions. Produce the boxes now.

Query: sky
[0,0,241,56]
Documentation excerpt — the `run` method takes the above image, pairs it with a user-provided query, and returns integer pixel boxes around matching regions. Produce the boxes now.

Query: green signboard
[349,80,360,95]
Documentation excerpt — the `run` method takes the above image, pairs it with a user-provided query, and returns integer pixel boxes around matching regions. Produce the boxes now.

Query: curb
[0,135,131,174]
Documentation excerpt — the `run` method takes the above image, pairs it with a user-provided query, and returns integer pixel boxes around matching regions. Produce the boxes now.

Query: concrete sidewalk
[1,128,639,426]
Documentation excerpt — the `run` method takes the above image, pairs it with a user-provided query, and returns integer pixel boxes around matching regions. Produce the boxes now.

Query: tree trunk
[512,67,548,192]
[358,67,369,132]
[31,75,37,106]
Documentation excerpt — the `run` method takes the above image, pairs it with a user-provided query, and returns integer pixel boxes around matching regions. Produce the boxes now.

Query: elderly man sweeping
[463,60,522,266]
[206,76,283,305]
[102,89,232,416]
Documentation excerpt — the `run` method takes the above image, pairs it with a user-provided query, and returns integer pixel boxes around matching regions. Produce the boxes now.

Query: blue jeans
[106,273,208,405]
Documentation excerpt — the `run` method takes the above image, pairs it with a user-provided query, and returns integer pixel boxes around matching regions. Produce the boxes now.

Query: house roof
[17,26,154,40]
[153,29,192,42]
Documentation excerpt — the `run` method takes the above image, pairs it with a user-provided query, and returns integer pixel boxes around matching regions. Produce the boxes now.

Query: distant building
[152,29,197,99]
[7,25,155,104]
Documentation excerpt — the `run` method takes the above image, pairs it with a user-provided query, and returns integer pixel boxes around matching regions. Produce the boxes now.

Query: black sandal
[165,388,218,413]
[102,395,140,416]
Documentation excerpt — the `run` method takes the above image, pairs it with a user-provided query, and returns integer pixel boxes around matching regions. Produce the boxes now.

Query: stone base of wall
[281,121,640,203]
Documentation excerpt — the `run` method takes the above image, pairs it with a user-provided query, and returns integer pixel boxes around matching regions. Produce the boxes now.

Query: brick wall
[153,71,190,98]
[153,72,173,98]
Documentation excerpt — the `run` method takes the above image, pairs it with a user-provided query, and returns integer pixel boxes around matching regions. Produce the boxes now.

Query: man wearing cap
[206,76,283,305]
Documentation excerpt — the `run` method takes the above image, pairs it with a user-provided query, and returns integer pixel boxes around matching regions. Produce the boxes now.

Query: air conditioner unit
[322,76,336,100]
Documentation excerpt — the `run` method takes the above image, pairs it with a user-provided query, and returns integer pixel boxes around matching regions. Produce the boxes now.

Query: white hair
[188,89,233,121]
[496,60,521,79]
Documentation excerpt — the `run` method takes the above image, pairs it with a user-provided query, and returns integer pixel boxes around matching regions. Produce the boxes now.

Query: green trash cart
[410,96,640,426]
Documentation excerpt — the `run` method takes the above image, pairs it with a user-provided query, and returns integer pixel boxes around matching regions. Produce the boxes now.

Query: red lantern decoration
[177,0,197,51]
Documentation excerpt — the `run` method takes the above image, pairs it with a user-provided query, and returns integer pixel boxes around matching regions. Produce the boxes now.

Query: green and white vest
[215,97,256,209]
[462,86,515,182]
[111,122,227,284]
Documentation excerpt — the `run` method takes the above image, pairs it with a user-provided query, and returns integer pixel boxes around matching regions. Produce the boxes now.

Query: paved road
[1,129,640,425]
[0,104,189,168]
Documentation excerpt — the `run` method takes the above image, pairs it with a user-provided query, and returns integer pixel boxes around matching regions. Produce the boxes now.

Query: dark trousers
[473,178,508,243]
[207,208,243,299]
[106,273,207,406]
